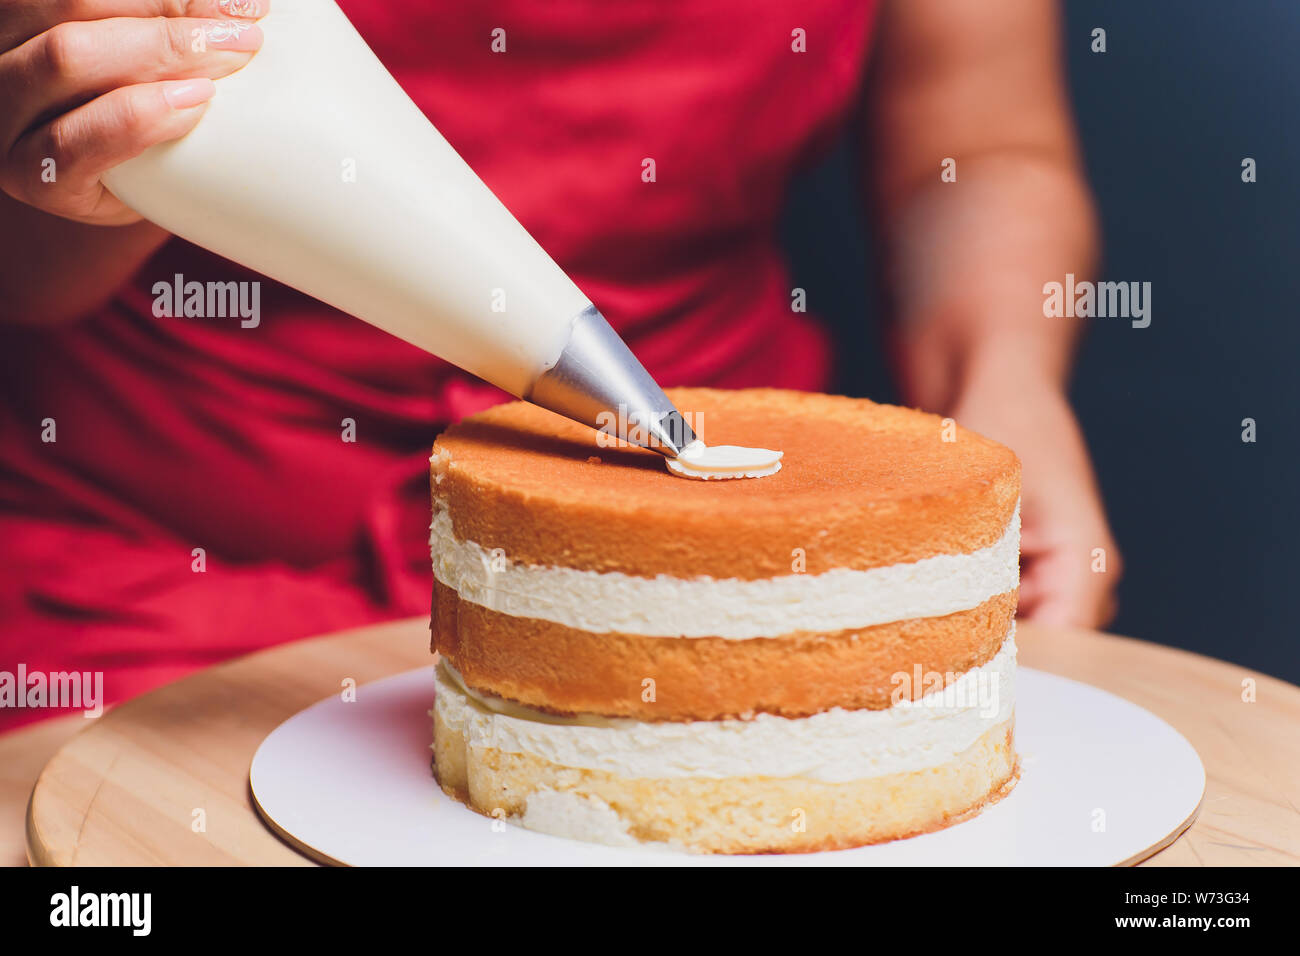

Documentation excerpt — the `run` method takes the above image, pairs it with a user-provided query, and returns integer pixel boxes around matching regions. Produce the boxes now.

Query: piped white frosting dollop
[665,440,783,480]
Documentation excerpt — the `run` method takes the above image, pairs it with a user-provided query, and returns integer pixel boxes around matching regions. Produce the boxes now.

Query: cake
[429,388,1020,853]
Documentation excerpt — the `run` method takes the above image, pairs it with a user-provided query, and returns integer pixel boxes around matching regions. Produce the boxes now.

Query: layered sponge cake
[430,388,1020,853]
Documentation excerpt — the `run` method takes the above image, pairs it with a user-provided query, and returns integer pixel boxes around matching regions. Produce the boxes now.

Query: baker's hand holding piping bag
[0,1,266,318]
[871,0,1120,628]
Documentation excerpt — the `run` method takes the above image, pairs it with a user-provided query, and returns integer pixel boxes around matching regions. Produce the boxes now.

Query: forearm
[864,0,1118,627]
[864,0,1095,413]
[0,185,170,325]
[883,151,1098,413]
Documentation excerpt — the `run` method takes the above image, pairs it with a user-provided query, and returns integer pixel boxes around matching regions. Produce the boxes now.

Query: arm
[0,192,170,324]
[866,0,1120,627]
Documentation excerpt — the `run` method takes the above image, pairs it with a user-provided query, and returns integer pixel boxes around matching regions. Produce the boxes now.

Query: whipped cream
[429,503,1019,638]
[434,628,1016,783]
[665,440,783,480]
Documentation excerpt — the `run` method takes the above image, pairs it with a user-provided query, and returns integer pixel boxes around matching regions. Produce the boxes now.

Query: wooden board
[13,619,1300,866]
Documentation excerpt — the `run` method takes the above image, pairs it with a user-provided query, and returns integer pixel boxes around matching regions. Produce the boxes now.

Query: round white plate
[250,666,1203,866]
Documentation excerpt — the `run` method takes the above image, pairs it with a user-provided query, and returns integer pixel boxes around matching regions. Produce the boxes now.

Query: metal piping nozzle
[525,305,697,458]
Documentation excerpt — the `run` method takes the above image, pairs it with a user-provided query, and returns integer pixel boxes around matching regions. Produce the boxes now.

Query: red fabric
[0,1,877,730]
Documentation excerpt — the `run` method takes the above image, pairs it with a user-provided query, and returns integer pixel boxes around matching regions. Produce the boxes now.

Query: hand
[949,379,1121,630]
[0,0,267,226]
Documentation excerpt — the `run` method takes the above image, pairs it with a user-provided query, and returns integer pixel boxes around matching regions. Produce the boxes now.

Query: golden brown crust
[434,582,1017,720]
[434,709,1019,855]
[431,388,1021,579]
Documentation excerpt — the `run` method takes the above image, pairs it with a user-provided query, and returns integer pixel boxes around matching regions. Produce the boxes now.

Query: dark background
[780,0,1300,682]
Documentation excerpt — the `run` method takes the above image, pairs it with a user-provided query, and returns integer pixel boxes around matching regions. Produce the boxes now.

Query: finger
[1015,556,1056,622]
[1,1,268,52]
[1015,535,1059,612]
[1017,544,1097,627]
[2,78,215,222]
[1096,591,1119,630]
[1017,520,1047,556]
[1021,598,1075,629]
[1029,595,1105,630]
[1015,563,1041,612]
[1026,570,1115,630]
[2,16,262,147]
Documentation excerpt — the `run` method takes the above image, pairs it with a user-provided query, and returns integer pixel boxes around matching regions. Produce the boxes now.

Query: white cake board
[250,667,1203,866]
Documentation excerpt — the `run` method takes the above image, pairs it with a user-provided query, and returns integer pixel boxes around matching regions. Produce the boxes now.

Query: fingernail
[164,78,217,110]
[203,21,263,50]
[218,0,263,16]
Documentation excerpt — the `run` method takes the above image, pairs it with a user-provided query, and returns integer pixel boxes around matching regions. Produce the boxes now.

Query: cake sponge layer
[434,582,1017,720]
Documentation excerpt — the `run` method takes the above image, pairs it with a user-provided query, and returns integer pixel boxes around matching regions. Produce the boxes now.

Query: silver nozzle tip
[525,305,696,457]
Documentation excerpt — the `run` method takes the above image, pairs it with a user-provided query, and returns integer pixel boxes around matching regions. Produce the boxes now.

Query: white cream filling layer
[434,627,1015,783]
[430,503,1019,639]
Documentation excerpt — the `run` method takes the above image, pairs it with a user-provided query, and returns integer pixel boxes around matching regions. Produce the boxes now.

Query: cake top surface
[432,388,1020,577]
[436,388,1013,511]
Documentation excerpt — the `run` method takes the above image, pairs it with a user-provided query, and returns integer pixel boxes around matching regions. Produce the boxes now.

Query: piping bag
[102,0,696,457]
